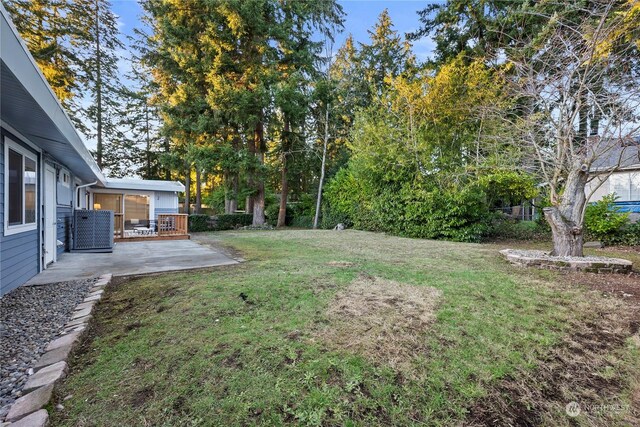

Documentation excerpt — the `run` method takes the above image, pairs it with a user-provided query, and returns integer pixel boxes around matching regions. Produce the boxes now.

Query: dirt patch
[326,261,356,268]
[567,271,640,303]
[131,386,154,408]
[316,273,441,369]
[466,294,640,426]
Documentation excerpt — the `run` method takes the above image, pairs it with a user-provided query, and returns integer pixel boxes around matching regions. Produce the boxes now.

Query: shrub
[188,214,210,232]
[489,217,550,241]
[266,204,296,226]
[584,194,629,242]
[320,204,352,229]
[478,171,539,207]
[600,221,640,246]
[212,214,253,231]
[324,169,495,242]
[290,216,314,228]
[400,183,492,242]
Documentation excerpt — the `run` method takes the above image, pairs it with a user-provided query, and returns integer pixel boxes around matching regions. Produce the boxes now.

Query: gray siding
[154,207,179,218]
[0,132,40,296]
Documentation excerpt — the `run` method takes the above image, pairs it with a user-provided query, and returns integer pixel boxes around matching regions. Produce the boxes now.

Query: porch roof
[0,4,105,184]
[101,178,185,193]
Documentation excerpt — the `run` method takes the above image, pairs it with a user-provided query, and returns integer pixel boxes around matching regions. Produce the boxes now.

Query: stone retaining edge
[2,274,112,426]
[499,249,633,274]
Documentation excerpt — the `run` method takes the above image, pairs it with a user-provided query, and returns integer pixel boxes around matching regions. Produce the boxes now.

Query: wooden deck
[114,213,189,242]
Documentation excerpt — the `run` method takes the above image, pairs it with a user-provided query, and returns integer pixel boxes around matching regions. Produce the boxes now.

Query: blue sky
[111,0,438,62]
[100,1,437,153]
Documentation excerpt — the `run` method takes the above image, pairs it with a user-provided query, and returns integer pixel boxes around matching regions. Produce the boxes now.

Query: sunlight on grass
[51,230,639,426]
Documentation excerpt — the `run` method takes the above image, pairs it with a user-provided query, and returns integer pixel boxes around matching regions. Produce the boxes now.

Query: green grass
[51,230,640,426]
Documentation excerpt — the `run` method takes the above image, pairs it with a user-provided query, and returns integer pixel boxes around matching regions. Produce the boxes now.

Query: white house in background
[586,137,640,221]
[0,5,183,296]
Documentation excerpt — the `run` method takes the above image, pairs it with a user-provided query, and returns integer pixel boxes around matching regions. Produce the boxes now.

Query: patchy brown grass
[467,283,640,426]
[315,273,441,369]
[325,261,356,268]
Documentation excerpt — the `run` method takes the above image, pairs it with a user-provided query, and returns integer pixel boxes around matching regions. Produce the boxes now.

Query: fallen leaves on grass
[316,273,441,369]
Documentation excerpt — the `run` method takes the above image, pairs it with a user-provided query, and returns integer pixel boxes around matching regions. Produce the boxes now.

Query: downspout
[76,181,98,209]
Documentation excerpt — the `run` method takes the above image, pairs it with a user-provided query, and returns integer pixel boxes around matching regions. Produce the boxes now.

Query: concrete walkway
[25,240,238,285]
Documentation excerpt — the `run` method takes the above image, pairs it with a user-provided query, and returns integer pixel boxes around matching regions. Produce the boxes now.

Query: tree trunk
[230,173,238,213]
[252,119,266,226]
[184,164,191,215]
[277,119,290,228]
[223,171,231,214]
[544,163,588,257]
[229,132,240,214]
[94,0,103,169]
[164,137,171,180]
[313,105,329,229]
[277,157,288,227]
[544,207,584,257]
[246,124,256,217]
[195,168,202,214]
[145,104,151,179]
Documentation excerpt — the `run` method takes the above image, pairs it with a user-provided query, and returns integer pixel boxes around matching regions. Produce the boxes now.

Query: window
[60,169,70,188]
[4,138,38,234]
[631,173,640,201]
[610,172,640,202]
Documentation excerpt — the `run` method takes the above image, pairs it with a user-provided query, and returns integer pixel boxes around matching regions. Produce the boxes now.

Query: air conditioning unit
[72,209,114,253]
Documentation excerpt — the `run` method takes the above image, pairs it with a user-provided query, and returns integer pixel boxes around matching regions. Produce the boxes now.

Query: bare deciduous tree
[505,0,640,256]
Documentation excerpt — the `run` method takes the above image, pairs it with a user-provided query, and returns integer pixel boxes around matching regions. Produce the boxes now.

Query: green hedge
[290,216,314,228]
[489,218,550,241]
[188,213,253,232]
[601,221,640,246]
[213,214,253,231]
[188,214,210,232]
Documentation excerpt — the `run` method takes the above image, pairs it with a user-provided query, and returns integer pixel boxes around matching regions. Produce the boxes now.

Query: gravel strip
[506,249,629,263]
[0,278,96,418]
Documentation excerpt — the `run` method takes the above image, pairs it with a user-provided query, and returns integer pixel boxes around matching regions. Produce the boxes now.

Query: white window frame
[4,137,38,236]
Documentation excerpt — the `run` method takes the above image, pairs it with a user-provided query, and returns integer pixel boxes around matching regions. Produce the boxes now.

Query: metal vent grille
[72,210,114,252]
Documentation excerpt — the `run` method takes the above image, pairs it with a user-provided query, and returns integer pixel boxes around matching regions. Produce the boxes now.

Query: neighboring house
[1,5,183,296]
[586,136,640,221]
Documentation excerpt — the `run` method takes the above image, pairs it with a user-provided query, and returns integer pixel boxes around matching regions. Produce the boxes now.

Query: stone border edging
[500,249,633,273]
[2,274,112,426]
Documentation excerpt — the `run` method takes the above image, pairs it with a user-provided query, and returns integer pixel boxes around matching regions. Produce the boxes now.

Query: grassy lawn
[51,230,640,426]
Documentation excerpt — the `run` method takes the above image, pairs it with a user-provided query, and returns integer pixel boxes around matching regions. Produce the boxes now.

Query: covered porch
[87,178,187,242]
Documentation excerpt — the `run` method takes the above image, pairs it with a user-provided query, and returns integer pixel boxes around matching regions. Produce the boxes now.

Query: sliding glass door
[124,195,150,230]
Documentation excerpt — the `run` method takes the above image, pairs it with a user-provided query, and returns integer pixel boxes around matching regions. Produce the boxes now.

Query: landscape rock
[33,347,72,372]
[22,362,66,393]
[73,301,96,312]
[70,308,92,320]
[500,249,633,273]
[83,294,101,302]
[6,409,48,427]
[64,315,92,328]
[6,385,53,422]
[44,332,81,352]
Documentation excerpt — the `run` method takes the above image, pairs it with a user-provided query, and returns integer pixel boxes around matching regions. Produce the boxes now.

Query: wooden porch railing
[158,213,189,236]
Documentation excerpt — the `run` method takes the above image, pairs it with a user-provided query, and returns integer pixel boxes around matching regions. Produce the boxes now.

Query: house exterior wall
[56,205,73,254]
[54,165,75,254]
[1,130,40,296]
[154,191,179,218]
[587,170,640,221]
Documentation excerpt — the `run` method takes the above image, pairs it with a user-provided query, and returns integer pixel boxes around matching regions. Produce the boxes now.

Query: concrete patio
[25,240,238,285]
